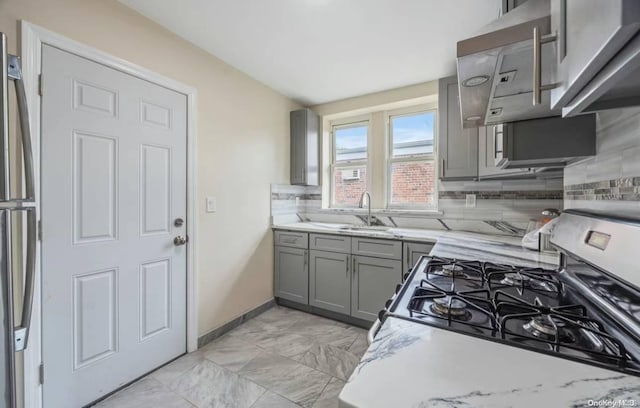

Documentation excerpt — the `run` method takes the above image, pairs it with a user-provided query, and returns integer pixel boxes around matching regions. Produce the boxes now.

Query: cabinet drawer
[309,234,351,254]
[274,230,308,249]
[351,237,402,260]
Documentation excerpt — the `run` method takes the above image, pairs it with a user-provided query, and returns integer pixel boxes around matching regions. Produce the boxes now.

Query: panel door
[550,0,640,109]
[309,250,350,314]
[438,76,478,180]
[41,45,187,407]
[352,256,402,321]
[290,110,307,185]
[275,246,308,304]
[403,242,434,275]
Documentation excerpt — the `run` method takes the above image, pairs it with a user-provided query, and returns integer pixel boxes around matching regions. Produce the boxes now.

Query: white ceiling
[120,0,500,105]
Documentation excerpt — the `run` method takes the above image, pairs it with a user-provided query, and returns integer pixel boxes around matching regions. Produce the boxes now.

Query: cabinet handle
[532,26,558,106]
[346,255,350,276]
[352,256,356,280]
[304,251,308,268]
[439,159,445,178]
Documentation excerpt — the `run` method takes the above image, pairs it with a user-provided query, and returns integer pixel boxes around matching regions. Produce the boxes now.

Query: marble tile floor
[94,305,369,408]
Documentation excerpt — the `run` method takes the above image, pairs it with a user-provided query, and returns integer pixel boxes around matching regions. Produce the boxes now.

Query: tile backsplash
[271,177,563,236]
[564,107,640,212]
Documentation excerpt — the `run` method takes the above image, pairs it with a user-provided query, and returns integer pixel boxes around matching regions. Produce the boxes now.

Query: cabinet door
[290,110,307,185]
[309,251,351,314]
[351,256,402,321]
[403,242,434,275]
[438,76,478,180]
[478,126,532,179]
[275,246,308,304]
[550,0,640,109]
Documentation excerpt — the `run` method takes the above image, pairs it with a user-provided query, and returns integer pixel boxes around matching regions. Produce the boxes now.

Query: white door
[40,45,187,407]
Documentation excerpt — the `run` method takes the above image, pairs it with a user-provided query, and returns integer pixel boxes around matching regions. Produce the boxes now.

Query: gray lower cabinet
[351,256,402,321]
[309,250,351,314]
[274,246,308,304]
[403,242,434,275]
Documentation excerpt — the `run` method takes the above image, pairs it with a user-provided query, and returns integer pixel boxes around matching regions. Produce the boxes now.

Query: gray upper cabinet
[438,76,478,180]
[274,246,309,304]
[351,256,402,321]
[478,126,532,179]
[309,250,351,315]
[290,109,319,186]
[403,242,434,275]
[551,0,640,112]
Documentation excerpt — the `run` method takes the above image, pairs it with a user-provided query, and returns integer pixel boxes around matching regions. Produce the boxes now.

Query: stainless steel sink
[339,226,391,232]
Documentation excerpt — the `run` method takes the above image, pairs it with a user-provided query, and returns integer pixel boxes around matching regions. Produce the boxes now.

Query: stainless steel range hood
[457,0,559,129]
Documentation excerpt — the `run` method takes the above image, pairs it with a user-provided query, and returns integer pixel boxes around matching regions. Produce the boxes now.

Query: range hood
[457,0,559,129]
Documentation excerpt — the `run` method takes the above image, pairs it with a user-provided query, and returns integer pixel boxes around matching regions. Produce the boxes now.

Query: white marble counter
[316,221,640,407]
[340,317,640,408]
[272,222,559,269]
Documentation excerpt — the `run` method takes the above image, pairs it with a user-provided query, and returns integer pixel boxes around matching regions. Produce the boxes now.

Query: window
[387,110,436,208]
[331,121,368,207]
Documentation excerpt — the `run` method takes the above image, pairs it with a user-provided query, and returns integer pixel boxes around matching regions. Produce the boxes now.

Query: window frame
[385,106,438,210]
[330,116,371,208]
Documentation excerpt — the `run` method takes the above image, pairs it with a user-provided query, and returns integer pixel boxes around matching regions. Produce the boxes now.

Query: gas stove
[376,209,640,376]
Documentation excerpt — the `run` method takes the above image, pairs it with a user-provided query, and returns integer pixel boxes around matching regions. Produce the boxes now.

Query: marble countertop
[340,317,640,408]
[330,222,639,408]
[272,221,559,269]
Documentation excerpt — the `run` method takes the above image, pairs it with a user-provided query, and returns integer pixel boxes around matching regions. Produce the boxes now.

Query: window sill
[313,208,444,218]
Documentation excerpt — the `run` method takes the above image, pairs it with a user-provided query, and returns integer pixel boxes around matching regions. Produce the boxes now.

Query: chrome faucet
[358,191,372,226]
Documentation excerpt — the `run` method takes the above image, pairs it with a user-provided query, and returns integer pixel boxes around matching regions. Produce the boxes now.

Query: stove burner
[500,272,531,286]
[431,296,469,318]
[523,315,566,339]
[436,264,465,277]
[500,272,558,293]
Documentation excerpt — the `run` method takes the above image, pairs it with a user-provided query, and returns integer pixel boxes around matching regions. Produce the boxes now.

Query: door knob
[174,235,188,246]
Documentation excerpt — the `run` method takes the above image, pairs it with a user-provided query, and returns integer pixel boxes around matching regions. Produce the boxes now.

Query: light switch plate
[206,196,217,213]
[466,194,477,208]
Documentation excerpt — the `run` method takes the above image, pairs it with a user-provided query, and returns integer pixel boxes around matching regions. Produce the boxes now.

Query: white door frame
[20,21,199,408]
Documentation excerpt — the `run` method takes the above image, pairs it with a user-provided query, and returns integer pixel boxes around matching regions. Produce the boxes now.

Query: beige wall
[0,0,300,337]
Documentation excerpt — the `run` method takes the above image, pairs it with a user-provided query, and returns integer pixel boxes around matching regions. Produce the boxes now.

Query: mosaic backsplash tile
[565,178,640,201]
[564,107,640,212]
[439,190,563,200]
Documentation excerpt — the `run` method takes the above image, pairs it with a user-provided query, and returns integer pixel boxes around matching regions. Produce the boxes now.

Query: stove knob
[395,284,402,294]
[378,310,387,321]
[403,272,410,281]
[385,299,393,309]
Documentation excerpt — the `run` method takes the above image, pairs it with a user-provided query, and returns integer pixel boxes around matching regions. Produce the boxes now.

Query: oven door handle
[367,318,382,345]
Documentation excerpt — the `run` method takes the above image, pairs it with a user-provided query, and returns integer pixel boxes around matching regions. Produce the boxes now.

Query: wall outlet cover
[206,196,217,213]
[466,194,477,208]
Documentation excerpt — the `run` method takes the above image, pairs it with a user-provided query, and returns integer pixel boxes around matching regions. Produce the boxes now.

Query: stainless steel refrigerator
[0,32,37,408]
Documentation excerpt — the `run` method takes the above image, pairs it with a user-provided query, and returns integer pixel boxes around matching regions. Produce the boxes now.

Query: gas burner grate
[485,262,562,296]
[407,279,497,332]
[495,291,630,368]
[426,257,485,283]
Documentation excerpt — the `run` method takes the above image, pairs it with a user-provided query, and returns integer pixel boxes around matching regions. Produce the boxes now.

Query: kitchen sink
[339,226,392,232]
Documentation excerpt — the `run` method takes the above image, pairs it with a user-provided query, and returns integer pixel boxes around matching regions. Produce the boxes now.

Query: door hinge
[38,363,44,385]
[37,219,42,241]
[38,74,43,96]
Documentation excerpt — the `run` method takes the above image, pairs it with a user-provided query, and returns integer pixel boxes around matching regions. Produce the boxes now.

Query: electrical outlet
[466,194,477,208]
[206,196,217,213]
